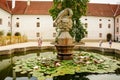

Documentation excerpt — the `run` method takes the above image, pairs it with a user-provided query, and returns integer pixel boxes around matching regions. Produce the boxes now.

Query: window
[37,18,40,19]
[84,23,88,28]
[99,23,102,28]
[16,17,19,19]
[36,32,40,37]
[8,17,10,19]
[108,24,111,28]
[0,18,2,25]
[99,19,102,21]
[108,19,111,21]
[16,22,19,27]
[99,33,102,38]
[8,22,11,27]
[116,27,119,33]
[37,22,40,27]
[117,18,119,23]
[53,33,56,37]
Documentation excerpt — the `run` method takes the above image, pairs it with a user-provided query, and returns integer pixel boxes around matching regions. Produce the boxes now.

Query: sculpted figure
[53,8,73,31]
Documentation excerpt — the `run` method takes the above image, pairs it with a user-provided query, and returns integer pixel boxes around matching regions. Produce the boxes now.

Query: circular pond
[0,49,120,80]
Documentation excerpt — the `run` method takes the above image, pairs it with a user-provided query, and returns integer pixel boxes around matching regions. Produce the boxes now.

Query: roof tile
[0,0,120,17]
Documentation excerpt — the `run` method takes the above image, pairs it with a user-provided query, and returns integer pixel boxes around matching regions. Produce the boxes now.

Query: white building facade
[12,15,55,41]
[0,1,119,42]
[115,15,120,41]
[81,16,114,41]
[0,9,11,35]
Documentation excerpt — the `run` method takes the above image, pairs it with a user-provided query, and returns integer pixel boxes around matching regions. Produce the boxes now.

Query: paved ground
[0,41,120,51]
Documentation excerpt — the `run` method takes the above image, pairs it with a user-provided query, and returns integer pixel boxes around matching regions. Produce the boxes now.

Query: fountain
[53,8,74,60]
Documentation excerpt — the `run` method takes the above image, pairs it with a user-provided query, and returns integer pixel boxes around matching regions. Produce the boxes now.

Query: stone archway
[14,32,21,36]
[106,33,112,41]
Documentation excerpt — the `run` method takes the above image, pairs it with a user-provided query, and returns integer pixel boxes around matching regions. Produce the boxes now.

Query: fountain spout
[54,8,74,60]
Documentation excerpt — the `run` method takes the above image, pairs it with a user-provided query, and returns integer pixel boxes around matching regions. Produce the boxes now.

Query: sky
[15,0,120,4]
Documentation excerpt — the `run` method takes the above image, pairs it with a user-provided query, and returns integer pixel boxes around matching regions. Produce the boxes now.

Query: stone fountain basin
[55,44,75,60]
[55,44,74,54]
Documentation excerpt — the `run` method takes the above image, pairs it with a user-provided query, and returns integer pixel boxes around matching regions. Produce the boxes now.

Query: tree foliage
[49,0,89,42]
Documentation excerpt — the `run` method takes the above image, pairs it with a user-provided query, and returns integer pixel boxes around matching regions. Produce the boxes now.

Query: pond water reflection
[0,50,120,80]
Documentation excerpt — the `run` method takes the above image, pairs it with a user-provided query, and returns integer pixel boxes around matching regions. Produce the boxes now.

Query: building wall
[0,8,115,42]
[12,15,56,41]
[115,15,120,41]
[81,16,114,41]
[0,9,11,36]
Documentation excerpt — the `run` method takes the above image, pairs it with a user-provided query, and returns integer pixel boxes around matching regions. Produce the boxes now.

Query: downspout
[6,0,13,44]
[113,4,119,41]
[109,4,119,42]
[113,17,115,41]
[10,14,13,44]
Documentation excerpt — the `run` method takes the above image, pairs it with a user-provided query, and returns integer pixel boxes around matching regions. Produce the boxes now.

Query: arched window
[14,32,21,36]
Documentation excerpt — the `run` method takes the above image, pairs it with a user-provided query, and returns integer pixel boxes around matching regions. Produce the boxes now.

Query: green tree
[49,0,89,42]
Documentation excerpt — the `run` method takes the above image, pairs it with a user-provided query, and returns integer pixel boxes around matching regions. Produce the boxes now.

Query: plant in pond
[14,51,120,79]
[49,0,89,42]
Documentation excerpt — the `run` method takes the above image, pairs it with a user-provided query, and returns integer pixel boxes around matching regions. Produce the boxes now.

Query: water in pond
[0,50,120,80]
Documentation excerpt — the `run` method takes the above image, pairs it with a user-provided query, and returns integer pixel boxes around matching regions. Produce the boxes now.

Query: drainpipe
[113,17,115,42]
[10,14,13,44]
[113,3,120,42]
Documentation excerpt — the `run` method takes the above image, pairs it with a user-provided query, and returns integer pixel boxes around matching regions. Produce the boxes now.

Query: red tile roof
[0,0,120,17]
[11,1,53,15]
[0,0,11,13]
[87,3,120,17]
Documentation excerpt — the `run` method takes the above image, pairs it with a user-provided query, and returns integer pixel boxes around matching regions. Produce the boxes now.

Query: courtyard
[0,0,120,80]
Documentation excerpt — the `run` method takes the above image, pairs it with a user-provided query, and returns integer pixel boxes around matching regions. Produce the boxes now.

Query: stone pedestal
[55,44,74,60]
[55,31,74,60]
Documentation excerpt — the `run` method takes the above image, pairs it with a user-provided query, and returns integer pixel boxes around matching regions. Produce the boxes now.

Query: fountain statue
[54,8,74,60]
